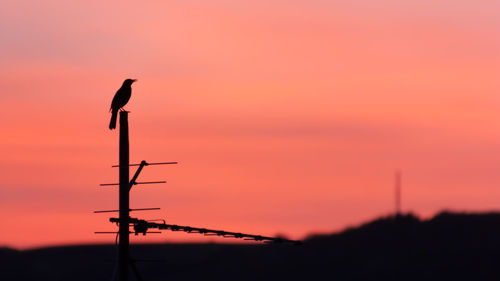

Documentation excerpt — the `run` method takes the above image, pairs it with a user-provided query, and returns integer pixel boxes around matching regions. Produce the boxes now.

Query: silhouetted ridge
[307,211,500,246]
[3,211,500,281]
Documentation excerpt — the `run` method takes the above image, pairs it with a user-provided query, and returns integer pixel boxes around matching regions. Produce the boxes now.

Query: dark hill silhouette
[2,211,500,281]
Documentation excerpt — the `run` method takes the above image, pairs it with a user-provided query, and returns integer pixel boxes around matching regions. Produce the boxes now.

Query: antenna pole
[395,170,401,216]
[119,111,130,281]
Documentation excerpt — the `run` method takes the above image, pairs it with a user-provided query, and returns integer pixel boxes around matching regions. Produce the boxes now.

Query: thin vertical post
[395,170,401,216]
[119,111,130,281]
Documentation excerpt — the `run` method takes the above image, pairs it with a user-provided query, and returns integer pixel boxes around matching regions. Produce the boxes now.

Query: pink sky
[1,0,499,249]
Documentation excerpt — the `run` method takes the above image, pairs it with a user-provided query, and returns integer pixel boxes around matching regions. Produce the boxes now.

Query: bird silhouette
[109,79,136,130]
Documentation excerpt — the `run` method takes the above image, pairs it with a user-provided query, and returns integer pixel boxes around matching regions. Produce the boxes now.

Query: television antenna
[95,111,301,281]
[395,170,402,216]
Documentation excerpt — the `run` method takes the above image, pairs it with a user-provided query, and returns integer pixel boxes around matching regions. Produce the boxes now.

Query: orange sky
[1,0,499,249]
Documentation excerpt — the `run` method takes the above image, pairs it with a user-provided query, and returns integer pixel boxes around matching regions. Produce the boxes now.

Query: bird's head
[123,79,137,86]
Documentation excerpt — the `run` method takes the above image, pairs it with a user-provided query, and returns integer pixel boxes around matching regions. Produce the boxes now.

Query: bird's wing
[110,88,122,111]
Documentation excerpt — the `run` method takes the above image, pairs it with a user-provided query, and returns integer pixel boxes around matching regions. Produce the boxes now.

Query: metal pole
[395,170,401,216]
[119,111,130,281]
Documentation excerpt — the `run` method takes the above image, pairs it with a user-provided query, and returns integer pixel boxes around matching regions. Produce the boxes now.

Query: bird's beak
[132,79,137,83]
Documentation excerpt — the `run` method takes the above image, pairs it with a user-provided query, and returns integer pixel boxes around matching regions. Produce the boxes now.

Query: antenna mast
[395,170,401,216]
[118,111,130,281]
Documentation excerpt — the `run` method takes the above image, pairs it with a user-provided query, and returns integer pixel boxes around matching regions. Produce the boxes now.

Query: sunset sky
[1,0,499,249]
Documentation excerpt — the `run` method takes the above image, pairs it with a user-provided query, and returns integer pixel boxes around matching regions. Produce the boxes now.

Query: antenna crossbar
[132,181,166,185]
[94,208,160,213]
[112,161,178,168]
[100,181,166,186]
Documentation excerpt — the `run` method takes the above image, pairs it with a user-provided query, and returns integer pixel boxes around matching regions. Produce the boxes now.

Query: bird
[109,79,136,130]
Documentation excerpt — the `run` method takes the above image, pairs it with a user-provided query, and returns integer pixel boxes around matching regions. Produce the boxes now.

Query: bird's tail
[109,109,118,130]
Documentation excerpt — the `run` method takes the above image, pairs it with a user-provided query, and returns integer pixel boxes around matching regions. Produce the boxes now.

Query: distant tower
[395,170,402,216]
